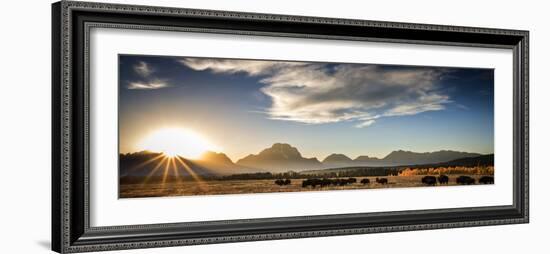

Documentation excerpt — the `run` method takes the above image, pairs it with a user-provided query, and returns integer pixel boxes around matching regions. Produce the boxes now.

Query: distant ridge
[380,150,482,165]
[234,143,483,169]
[120,144,488,177]
[119,150,257,180]
[235,143,322,172]
[119,151,218,178]
[197,151,234,165]
[301,154,494,176]
[321,150,482,167]
[428,154,493,168]
[323,153,353,163]
[322,153,354,167]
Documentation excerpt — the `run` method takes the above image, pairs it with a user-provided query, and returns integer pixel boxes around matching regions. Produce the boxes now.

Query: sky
[118,54,494,161]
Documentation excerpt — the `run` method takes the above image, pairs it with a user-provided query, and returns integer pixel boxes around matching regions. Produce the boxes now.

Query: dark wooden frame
[52,1,529,253]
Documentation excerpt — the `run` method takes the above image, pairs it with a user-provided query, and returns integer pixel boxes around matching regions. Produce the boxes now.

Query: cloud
[179,58,450,127]
[134,61,154,77]
[128,61,171,90]
[178,58,306,76]
[355,119,376,128]
[455,104,470,110]
[127,80,169,90]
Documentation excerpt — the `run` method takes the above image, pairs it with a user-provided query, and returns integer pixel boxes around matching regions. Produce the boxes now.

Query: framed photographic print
[52,1,529,253]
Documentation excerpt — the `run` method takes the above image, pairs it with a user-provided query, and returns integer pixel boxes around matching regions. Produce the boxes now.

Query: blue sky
[118,54,494,161]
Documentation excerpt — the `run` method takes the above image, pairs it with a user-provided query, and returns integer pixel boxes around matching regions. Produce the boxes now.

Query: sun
[138,127,219,159]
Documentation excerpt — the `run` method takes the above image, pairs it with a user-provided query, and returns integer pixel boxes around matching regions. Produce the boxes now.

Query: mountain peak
[199,151,233,164]
[271,143,293,149]
[354,155,381,161]
[236,143,321,172]
[258,143,303,159]
[323,153,352,163]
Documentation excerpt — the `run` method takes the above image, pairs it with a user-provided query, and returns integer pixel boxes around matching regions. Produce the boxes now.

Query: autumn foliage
[398,166,494,176]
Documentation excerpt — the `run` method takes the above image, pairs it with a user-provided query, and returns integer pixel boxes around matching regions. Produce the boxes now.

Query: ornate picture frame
[52,1,529,253]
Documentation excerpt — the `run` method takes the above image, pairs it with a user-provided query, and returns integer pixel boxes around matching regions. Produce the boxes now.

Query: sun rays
[126,127,221,191]
[135,153,208,191]
[174,156,207,191]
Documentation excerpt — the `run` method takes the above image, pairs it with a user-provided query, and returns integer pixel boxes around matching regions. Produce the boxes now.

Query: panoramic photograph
[118,55,494,198]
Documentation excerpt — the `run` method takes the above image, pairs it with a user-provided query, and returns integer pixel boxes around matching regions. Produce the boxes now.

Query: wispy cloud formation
[355,119,376,128]
[128,61,171,90]
[178,58,306,76]
[127,80,170,90]
[134,61,154,77]
[179,58,450,127]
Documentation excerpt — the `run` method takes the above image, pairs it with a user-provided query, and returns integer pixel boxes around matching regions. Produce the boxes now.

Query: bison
[302,178,327,188]
[438,175,449,184]
[302,178,360,188]
[331,178,350,186]
[335,178,348,186]
[310,178,322,188]
[375,177,388,184]
[320,178,332,187]
[360,178,370,185]
[478,176,494,184]
[421,176,437,186]
[275,179,291,186]
[302,179,312,188]
[456,175,475,185]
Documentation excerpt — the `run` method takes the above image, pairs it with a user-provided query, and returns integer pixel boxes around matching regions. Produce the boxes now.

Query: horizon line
[121,146,494,163]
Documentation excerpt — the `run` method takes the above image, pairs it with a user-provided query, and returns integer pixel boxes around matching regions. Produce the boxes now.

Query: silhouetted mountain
[354,155,381,162]
[382,150,482,165]
[195,151,233,167]
[322,153,353,167]
[387,154,494,169]
[120,146,488,180]
[236,143,322,172]
[321,150,483,167]
[352,155,386,166]
[235,144,483,170]
[119,151,257,181]
[302,154,494,176]
[435,154,493,167]
[323,154,353,163]
[119,151,218,178]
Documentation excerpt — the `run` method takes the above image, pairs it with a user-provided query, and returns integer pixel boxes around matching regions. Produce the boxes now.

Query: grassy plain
[120,174,493,198]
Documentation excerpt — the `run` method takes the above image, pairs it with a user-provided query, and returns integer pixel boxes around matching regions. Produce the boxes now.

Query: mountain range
[323,149,482,167]
[120,143,485,177]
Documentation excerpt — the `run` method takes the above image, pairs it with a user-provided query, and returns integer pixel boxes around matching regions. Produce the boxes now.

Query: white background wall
[0,0,547,253]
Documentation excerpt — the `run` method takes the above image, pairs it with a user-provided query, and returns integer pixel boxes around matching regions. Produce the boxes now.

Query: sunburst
[137,127,219,159]
[133,154,207,191]
[131,127,220,190]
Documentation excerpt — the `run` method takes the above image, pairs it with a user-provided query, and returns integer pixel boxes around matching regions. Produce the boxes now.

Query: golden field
[120,171,494,198]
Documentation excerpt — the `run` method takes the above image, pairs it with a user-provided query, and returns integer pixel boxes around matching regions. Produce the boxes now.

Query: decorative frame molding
[52,1,529,253]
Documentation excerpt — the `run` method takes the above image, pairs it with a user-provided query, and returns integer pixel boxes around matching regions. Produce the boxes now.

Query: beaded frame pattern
[54,1,529,253]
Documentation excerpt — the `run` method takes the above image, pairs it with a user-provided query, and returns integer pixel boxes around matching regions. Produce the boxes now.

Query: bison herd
[275,175,494,188]
[273,177,390,188]
[421,175,449,186]
[422,175,493,186]
[301,178,359,188]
